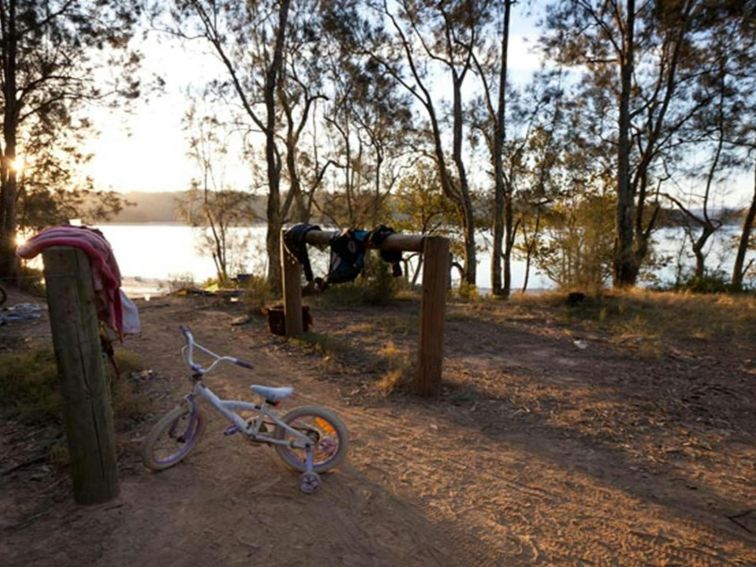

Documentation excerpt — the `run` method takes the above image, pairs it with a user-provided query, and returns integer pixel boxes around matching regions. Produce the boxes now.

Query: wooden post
[288,227,450,392]
[281,229,304,337]
[42,247,119,504]
[416,236,450,396]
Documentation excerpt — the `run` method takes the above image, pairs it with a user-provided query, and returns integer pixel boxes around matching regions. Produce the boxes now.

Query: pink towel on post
[17,225,139,338]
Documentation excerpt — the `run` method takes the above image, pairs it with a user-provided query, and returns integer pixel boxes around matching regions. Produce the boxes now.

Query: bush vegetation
[242,273,274,315]
[0,347,147,424]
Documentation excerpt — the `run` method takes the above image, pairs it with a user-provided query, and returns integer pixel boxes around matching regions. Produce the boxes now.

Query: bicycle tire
[274,406,348,473]
[142,403,206,471]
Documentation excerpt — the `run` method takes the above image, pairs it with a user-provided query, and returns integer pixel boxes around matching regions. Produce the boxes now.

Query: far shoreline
[96,221,269,227]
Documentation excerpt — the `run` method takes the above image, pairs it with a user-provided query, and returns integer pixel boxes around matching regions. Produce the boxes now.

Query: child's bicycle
[141,327,348,493]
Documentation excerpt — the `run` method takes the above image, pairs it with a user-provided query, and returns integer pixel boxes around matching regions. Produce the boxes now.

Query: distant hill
[107,191,267,224]
[109,192,184,223]
[105,191,749,227]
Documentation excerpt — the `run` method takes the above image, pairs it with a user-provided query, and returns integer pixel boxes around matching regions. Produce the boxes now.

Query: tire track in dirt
[217,310,756,566]
[6,298,753,566]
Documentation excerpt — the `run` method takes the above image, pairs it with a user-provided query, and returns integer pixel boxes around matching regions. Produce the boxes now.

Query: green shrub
[676,271,735,294]
[0,348,146,423]
[0,349,61,421]
[361,255,399,306]
[165,272,196,292]
[243,274,273,315]
[312,254,402,307]
[17,265,46,296]
[455,280,479,302]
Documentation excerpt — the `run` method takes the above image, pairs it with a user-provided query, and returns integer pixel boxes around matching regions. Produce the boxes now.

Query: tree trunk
[263,0,291,291]
[0,0,18,282]
[692,226,714,278]
[503,163,516,295]
[0,168,17,281]
[491,1,511,297]
[613,0,636,287]
[461,203,476,286]
[732,165,756,289]
[691,79,726,280]
[451,76,476,286]
[521,206,543,293]
[284,138,307,223]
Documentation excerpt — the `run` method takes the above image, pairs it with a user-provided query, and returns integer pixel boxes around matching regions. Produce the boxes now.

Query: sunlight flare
[9,155,24,174]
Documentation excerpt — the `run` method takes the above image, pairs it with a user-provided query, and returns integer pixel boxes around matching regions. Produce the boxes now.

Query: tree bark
[451,73,476,286]
[732,164,756,289]
[693,67,727,278]
[491,0,511,297]
[613,0,636,287]
[0,0,18,281]
[263,0,291,291]
[503,160,515,295]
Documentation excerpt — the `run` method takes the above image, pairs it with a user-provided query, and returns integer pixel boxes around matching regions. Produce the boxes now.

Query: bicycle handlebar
[179,326,254,375]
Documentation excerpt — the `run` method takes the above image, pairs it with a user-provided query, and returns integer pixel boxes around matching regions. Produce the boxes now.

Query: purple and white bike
[141,327,348,493]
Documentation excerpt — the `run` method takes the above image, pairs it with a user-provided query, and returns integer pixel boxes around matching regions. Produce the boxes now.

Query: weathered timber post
[281,230,304,337]
[281,228,449,396]
[42,247,119,504]
[416,236,449,396]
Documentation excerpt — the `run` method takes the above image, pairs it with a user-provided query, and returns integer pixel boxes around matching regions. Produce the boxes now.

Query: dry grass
[0,347,150,471]
[560,289,756,344]
[447,288,755,356]
[375,341,413,394]
[242,274,273,315]
[0,347,148,423]
[289,332,345,357]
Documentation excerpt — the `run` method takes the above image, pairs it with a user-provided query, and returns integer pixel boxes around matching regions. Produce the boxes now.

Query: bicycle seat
[250,385,294,402]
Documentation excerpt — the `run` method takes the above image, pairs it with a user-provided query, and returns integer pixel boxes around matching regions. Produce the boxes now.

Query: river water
[30,223,745,296]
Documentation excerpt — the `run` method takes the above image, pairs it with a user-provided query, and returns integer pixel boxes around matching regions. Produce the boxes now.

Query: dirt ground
[1,285,754,566]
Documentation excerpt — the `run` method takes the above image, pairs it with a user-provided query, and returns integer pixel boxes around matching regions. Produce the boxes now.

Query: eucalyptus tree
[317,5,415,228]
[169,0,333,288]
[515,73,618,291]
[180,103,258,283]
[662,2,755,282]
[279,0,336,224]
[509,74,565,292]
[0,0,141,280]
[319,60,414,228]
[470,0,514,296]
[541,0,729,287]
[732,169,755,289]
[363,0,494,287]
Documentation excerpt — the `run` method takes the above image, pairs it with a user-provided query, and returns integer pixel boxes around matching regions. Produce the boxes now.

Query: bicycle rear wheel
[142,403,206,471]
[274,406,348,473]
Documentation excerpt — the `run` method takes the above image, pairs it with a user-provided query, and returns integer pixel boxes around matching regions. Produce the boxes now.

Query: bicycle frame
[177,326,312,450]
[186,382,312,449]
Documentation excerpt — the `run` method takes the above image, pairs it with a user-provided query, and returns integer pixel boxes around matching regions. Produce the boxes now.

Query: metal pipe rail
[302,229,425,253]
[281,228,448,396]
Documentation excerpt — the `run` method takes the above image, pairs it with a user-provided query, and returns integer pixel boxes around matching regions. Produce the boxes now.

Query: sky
[81,7,544,195]
[79,6,753,207]
[81,36,228,194]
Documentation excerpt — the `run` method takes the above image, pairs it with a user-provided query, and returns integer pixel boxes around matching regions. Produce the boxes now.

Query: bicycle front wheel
[142,403,206,471]
[274,406,348,473]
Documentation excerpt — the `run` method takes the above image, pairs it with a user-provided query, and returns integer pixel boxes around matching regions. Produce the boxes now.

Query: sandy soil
[1,287,754,566]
